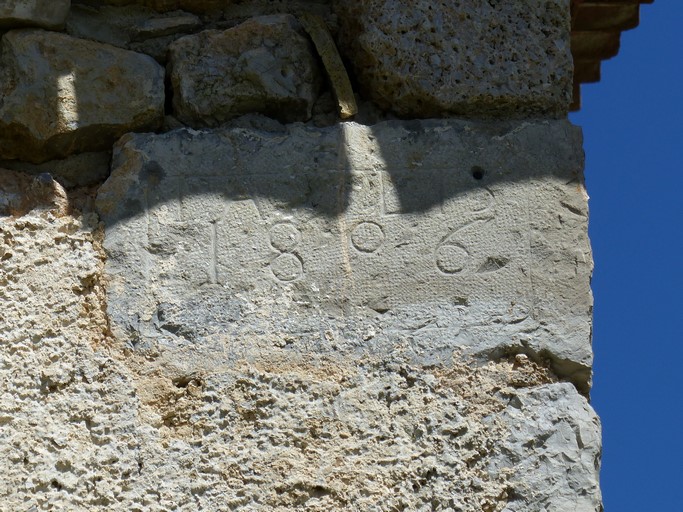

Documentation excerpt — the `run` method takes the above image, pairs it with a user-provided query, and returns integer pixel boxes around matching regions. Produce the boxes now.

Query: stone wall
[0,1,601,511]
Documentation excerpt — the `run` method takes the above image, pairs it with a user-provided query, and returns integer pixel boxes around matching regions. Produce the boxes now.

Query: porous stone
[96,119,593,392]
[168,15,322,127]
[333,0,573,118]
[0,29,164,163]
[0,121,600,511]
[0,0,70,30]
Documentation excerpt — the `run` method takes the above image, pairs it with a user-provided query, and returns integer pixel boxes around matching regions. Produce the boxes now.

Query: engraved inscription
[269,222,301,252]
[271,253,304,282]
[351,221,385,253]
[435,243,468,274]
[208,220,218,284]
[268,222,304,282]
[99,121,583,368]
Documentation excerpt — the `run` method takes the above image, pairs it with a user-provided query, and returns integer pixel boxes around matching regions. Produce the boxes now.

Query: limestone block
[0,144,600,509]
[333,0,573,118]
[0,29,164,163]
[0,0,70,30]
[168,15,322,127]
[96,119,593,392]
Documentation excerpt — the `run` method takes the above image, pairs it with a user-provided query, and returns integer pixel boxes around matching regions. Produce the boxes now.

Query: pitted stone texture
[0,30,164,164]
[1,160,600,511]
[0,0,70,30]
[168,15,322,127]
[96,119,593,392]
[334,0,573,118]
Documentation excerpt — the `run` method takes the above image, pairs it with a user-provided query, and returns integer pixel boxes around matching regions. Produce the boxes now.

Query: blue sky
[569,2,683,509]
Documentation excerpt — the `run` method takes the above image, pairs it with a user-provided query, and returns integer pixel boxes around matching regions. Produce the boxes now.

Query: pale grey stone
[334,0,573,118]
[0,120,600,510]
[168,15,322,127]
[498,383,603,511]
[0,0,70,30]
[96,119,593,392]
[0,29,165,163]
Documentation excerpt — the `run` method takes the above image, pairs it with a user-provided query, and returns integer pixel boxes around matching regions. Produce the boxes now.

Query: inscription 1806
[151,170,519,303]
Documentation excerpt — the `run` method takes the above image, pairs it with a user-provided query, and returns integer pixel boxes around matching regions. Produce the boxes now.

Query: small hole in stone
[471,166,485,180]
[172,375,197,388]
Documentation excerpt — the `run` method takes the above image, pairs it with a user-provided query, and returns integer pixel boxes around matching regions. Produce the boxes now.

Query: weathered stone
[0,29,165,163]
[126,34,179,63]
[96,119,593,392]
[299,12,357,119]
[0,0,70,30]
[499,383,602,511]
[334,0,573,118]
[168,15,322,127]
[66,3,160,47]
[66,4,200,50]
[0,152,110,188]
[67,4,202,63]
[0,200,600,510]
[0,136,600,509]
[0,257,601,511]
[131,13,201,40]
[0,169,68,217]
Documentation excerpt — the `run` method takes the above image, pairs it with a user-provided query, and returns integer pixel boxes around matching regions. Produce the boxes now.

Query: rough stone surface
[0,3,603,509]
[333,0,573,118]
[0,0,70,30]
[0,192,601,509]
[66,4,200,50]
[0,169,69,217]
[96,119,593,392]
[168,15,322,127]
[0,152,111,188]
[0,29,164,163]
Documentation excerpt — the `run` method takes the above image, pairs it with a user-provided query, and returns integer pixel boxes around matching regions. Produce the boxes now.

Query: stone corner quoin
[0,1,602,511]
